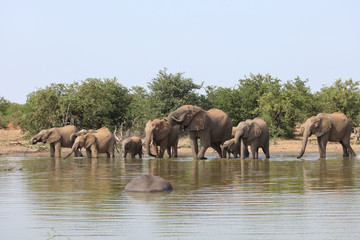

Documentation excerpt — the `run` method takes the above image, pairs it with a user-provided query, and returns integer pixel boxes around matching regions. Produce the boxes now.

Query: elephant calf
[122,136,143,159]
[221,138,239,159]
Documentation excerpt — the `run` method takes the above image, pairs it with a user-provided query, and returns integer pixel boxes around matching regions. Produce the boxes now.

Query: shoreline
[1,129,359,157]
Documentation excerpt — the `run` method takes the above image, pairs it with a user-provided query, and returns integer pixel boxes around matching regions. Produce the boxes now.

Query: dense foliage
[2,69,360,139]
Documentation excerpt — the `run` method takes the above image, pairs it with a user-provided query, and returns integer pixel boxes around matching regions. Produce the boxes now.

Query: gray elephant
[31,125,82,157]
[64,127,115,158]
[168,105,232,159]
[124,175,173,192]
[145,118,179,158]
[297,112,356,159]
[70,128,98,142]
[221,138,239,158]
[122,136,143,159]
[235,118,270,159]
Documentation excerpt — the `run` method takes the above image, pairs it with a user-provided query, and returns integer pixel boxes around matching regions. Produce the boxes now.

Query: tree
[147,68,203,117]
[315,78,360,125]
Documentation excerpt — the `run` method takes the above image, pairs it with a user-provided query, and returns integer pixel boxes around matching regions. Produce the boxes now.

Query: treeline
[1,68,360,138]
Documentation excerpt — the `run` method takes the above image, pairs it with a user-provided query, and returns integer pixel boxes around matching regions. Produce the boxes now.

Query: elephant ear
[314,117,332,137]
[85,134,96,149]
[188,110,209,131]
[43,129,61,143]
[157,119,171,140]
[248,121,262,141]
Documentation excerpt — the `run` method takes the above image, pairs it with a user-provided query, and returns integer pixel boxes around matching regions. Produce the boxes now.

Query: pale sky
[1,0,359,104]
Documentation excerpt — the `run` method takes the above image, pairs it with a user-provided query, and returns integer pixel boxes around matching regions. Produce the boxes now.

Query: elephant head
[69,129,90,142]
[221,138,236,158]
[144,119,170,157]
[297,114,332,158]
[31,128,61,145]
[234,119,262,145]
[122,138,132,158]
[64,134,96,159]
[168,105,209,131]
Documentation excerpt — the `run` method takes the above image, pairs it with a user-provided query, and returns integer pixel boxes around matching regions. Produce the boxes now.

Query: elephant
[64,127,115,158]
[234,118,270,159]
[69,128,98,142]
[168,105,232,159]
[31,125,82,157]
[124,175,173,192]
[122,136,143,159]
[297,112,356,159]
[145,118,179,158]
[221,138,239,158]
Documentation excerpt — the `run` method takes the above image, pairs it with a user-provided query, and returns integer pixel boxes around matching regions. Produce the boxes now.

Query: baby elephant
[122,136,143,158]
[221,138,239,159]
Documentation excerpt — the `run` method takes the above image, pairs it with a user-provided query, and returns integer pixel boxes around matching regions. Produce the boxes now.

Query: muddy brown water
[1,153,360,239]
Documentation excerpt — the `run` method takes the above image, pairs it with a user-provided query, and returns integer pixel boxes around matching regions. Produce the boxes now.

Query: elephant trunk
[145,131,156,157]
[70,133,78,142]
[168,111,185,126]
[297,128,310,159]
[30,137,37,145]
[64,142,79,159]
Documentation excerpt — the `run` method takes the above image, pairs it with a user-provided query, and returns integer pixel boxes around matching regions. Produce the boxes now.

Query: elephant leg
[317,137,327,158]
[250,143,257,159]
[86,149,92,158]
[54,141,61,157]
[262,140,270,158]
[211,143,222,158]
[138,151,142,158]
[341,138,356,157]
[166,147,171,158]
[198,139,211,160]
[50,143,55,157]
[123,151,127,159]
[173,140,178,157]
[189,136,199,159]
[90,145,98,158]
[339,140,349,157]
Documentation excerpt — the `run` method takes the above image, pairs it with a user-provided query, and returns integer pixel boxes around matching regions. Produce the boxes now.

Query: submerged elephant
[122,136,143,158]
[31,125,82,157]
[124,175,173,192]
[145,118,179,158]
[297,112,356,159]
[168,105,232,159]
[221,138,239,158]
[64,127,115,158]
[235,118,270,159]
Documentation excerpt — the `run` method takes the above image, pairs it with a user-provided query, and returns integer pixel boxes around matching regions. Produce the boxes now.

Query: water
[1,153,360,239]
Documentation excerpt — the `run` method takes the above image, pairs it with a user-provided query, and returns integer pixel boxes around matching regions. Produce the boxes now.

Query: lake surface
[1,153,360,240]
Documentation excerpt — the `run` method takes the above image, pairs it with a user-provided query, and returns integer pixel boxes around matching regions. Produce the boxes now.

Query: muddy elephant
[122,136,143,159]
[297,112,356,159]
[31,125,82,157]
[235,118,270,159]
[221,138,239,159]
[168,105,232,159]
[145,118,179,158]
[64,127,115,158]
[124,175,173,192]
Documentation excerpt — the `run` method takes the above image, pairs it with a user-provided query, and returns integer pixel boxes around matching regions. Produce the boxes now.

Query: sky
[1,0,359,104]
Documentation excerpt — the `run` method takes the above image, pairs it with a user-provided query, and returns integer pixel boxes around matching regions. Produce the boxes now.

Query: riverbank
[1,129,360,156]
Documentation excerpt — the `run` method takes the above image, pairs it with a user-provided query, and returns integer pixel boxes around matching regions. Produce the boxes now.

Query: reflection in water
[0,154,360,239]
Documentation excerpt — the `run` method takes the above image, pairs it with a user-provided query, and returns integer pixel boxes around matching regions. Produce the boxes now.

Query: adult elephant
[64,127,115,158]
[297,112,356,159]
[145,118,179,158]
[31,125,82,157]
[234,118,270,159]
[168,105,232,159]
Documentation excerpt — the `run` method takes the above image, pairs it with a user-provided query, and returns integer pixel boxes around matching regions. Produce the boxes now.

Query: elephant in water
[234,118,270,159]
[124,175,173,192]
[168,105,232,159]
[145,118,179,158]
[31,125,82,157]
[297,112,356,159]
[221,138,239,159]
[64,127,115,158]
[122,136,143,159]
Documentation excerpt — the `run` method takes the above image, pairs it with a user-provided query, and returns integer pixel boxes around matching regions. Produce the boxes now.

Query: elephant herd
[31,105,357,160]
